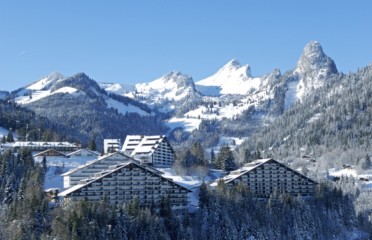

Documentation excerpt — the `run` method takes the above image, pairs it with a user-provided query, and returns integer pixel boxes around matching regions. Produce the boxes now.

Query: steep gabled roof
[66,148,100,157]
[61,151,133,176]
[33,149,67,157]
[214,158,317,185]
[59,161,191,197]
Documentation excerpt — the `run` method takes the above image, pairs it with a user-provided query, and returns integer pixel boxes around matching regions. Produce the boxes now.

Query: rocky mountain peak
[45,72,65,82]
[296,41,338,75]
[220,59,252,78]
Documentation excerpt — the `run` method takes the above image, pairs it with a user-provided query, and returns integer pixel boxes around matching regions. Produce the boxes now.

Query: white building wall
[104,139,121,154]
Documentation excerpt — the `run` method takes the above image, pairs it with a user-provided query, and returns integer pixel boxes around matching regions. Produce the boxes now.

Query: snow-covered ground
[15,87,82,105]
[35,155,99,189]
[0,127,19,140]
[106,98,151,116]
[166,117,202,132]
[329,167,372,190]
[206,136,248,156]
[157,167,224,211]
[99,82,135,95]
[0,127,9,139]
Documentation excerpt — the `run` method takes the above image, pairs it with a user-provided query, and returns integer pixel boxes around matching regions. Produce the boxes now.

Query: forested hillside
[0,99,82,143]
[239,65,372,170]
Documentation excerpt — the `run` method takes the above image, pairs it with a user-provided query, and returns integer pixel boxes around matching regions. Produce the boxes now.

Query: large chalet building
[59,152,190,211]
[62,152,137,188]
[212,158,317,198]
[121,135,175,168]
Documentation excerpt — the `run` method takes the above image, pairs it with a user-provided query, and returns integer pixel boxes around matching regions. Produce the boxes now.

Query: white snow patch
[15,87,81,105]
[99,82,135,95]
[284,80,299,110]
[27,77,53,90]
[207,136,248,157]
[308,113,322,124]
[166,117,202,132]
[329,168,358,178]
[52,86,78,95]
[15,90,52,104]
[105,98,150,116]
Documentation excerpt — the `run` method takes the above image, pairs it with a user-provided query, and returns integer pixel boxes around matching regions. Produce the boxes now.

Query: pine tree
[210,149,216,166]
[87,135,97,151]
[6,128,14,143]
[217,145,236,171]
[42,156,47,173]
[199,182,209,207]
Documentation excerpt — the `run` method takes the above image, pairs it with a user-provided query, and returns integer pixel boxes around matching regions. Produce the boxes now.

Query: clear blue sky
[1,1,372,91]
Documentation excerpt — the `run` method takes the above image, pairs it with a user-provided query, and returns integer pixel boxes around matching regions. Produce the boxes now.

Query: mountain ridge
[5,41,351,149]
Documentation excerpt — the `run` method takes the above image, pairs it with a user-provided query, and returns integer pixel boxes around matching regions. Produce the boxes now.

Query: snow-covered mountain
[6,41,343,148]
[0,91,9,100]
[196,59,262,96]
[14,72,150,116]
[103,71,201,113]
[101,41,338,134]
[99,82,135,96]
[285,41,338,104]
[133,71,198,103]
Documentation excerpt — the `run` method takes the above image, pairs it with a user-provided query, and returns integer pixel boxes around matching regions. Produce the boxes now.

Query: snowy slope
[329,168,372,190]
[34,154,100,189]
[14,72,150,116]
[166,117,202,132]
[196,59,262,95]
[106,98,150,116]
[15,86,82,105]
[134,71,197,103]
[27,72,65,90]
[99,82,135,95]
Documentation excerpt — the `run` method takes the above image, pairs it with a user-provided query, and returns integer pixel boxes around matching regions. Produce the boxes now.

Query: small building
[34,149,67,158]
[211,158,317,198]
[121,135,175,168]
[67,149,100,158]
[104,139,121,154]
[59,161,191,212]
[13,141,78,152]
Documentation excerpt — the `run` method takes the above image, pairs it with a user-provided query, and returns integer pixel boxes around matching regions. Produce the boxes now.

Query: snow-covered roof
[59,162,132,197]
[59,161,191,197]
[211,158,317,187]
[66,148,100,157]
[13,141,77,148]
[61,151,129,176]
[33,149,67,157]
[220,158,272,183]
[122,135,171,157]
